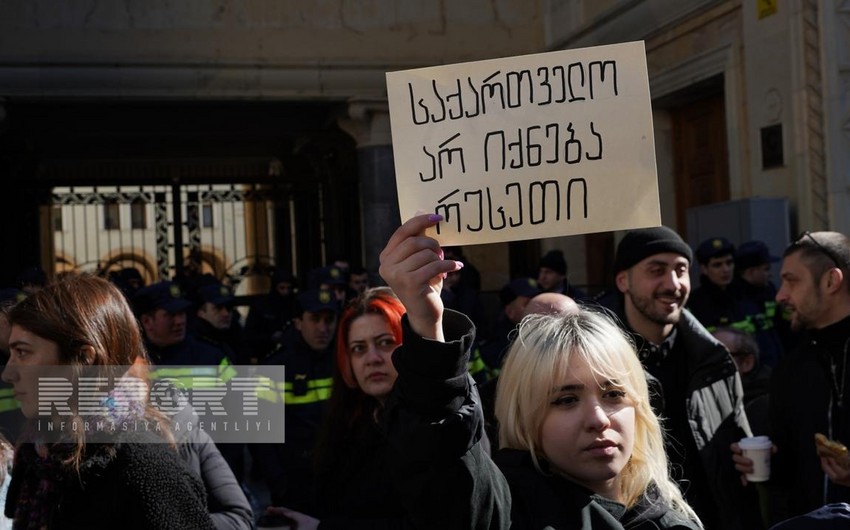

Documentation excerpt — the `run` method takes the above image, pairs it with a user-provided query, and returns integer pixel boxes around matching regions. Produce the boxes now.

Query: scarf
[11,376,150,529]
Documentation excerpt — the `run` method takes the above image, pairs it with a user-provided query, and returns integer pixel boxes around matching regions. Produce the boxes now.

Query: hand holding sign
[386,41,660,245]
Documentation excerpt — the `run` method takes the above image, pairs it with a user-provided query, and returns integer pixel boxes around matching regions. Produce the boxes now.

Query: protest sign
[386,40,660,245]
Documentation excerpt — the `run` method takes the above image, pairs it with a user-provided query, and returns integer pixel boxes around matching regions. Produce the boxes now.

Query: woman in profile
[379,213,701,530]
[1,274,214,529]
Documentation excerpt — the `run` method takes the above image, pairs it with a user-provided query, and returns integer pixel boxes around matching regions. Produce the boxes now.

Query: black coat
[314,311,510,530]
[596,292,753,529]
[5,432,215,530]
[769,315,850,523]
[493,449,700,530]
[687,276,743,331]
[253,333,334,512]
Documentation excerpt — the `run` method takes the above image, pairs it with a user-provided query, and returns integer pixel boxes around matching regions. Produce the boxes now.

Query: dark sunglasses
[796,231,843,269]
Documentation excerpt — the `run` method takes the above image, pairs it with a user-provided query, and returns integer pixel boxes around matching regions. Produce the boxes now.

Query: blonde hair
[495,308,700,525]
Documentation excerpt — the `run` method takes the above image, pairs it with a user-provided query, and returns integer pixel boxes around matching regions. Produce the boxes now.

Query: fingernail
[427,214,443,222]
[455,261,465,270]
[437,248,445,260]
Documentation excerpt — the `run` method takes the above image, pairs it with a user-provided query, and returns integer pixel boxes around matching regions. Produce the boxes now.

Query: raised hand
[378,213,463,341]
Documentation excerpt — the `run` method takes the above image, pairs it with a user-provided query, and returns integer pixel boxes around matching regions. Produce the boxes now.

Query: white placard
[386,40,661,245]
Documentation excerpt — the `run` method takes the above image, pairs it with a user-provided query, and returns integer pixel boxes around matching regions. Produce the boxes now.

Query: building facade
[0,0,846,294]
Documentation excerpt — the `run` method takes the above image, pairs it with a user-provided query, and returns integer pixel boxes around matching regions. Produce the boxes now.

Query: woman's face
[1,325,62,418]
[348,314,399,401]
[539,353,635,500]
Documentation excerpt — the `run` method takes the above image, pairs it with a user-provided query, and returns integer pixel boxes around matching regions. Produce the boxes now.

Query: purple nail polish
[427,214,443,222]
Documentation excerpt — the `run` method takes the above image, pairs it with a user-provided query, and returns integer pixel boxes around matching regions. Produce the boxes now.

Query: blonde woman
[380,213,700,529]
[494,310,701,529]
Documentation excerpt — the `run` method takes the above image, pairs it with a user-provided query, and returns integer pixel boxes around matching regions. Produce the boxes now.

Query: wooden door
[672,95,730,231]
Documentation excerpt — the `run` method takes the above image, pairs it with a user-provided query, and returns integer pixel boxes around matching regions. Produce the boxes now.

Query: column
[339,99,399,277]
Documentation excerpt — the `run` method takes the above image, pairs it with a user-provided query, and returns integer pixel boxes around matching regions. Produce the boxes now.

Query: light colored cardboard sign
[386,40,660,245]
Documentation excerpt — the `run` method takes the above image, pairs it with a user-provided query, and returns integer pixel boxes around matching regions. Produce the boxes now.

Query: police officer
[254,288,339,514]
[192,281,242,363]
[733,240,788,368]
[688,236,743,331]
[134,280,231,368]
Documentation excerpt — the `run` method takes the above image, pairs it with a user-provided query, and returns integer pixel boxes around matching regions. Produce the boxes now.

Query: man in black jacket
[739,231,850,524]
[597,226,753,529]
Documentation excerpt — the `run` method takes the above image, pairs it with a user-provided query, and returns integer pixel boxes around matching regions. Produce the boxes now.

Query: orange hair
[335,287,405,389]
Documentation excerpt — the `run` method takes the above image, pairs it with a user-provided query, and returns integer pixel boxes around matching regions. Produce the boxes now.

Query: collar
[638,328,678,367]
[809,314,850,350]
[590,494,627,520]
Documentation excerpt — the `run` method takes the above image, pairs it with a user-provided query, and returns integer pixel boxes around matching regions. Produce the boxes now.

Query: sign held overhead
[386,40,661,245]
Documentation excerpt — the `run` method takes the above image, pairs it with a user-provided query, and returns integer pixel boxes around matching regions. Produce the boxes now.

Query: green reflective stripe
[0,388,14,398]
[284,386,332,405]
[151,366,219,379]
[730,318,756,334]
[0,397,20,413]
[149,366,225,389]
[468,348,497,382]
[184,377,228,389]
[764,301,778,318]
[257,388,279,403]
[218,359,237,383]
[152,376,212,390]
[282,378,333,391]
[255,376,278,403]
[468,355,487,375]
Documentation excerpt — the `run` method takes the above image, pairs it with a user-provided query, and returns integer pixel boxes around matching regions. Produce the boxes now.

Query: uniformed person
[253,288,340,514]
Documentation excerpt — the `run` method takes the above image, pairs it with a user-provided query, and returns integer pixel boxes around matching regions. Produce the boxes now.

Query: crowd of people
[0,220,847,529]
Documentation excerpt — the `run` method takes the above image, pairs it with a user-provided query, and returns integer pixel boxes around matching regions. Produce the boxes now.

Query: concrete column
[339,99,399,278]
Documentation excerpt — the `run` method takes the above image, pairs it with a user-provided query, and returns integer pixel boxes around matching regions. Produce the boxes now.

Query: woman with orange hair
[266,285,507,529]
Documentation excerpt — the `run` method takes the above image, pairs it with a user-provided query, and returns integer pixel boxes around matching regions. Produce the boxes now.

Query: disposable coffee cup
[739,435,772,482]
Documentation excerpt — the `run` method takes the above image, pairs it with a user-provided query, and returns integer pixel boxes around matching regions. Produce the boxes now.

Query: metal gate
[48,183,290,296]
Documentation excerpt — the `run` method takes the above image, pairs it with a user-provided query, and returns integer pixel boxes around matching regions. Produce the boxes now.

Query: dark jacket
[732,278,788,368]
[687,276,743,331]
[243,290,296,363]
[253,334,334,513]
[191,317,242,364]
[5,432,215,530]
[383,310,511,529]
[318,311,510,529]
[493,449,700,530]
[315,416,400,529]
[596,292,752,529]
[145,334,229,367]
[769,315,850,523]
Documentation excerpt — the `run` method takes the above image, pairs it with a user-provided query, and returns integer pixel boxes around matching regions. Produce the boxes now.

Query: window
[202,203,214,228]
[52,205,63,232]
[131,199,147,229]
[104,201,120,230]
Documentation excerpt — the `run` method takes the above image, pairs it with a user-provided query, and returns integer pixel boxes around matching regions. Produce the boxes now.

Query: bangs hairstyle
[335,287,405,389]
[495,308,697,520]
